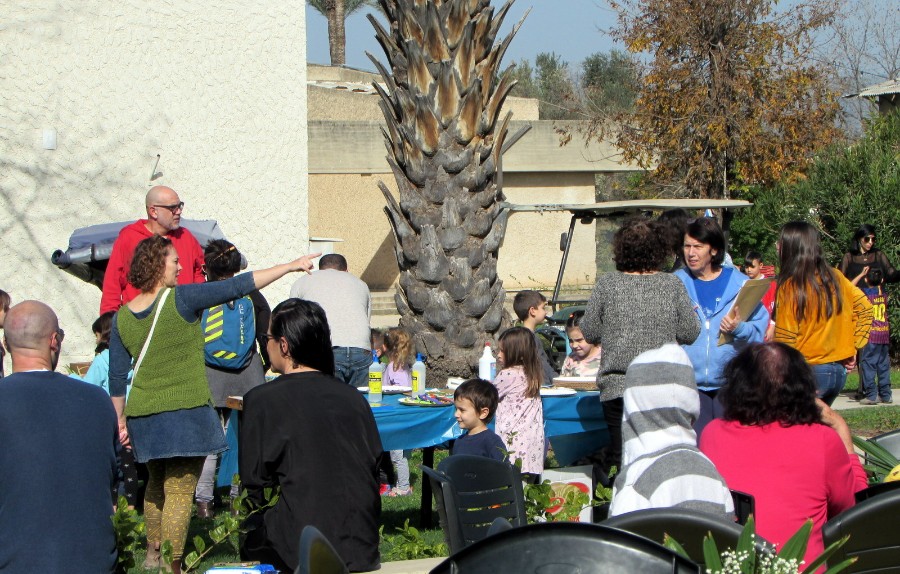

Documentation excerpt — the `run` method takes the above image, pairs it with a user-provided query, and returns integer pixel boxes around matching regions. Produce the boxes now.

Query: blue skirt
[127,405,227,463]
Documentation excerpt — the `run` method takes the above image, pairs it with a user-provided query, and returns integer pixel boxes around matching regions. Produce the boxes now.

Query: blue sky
[305,1,624,73]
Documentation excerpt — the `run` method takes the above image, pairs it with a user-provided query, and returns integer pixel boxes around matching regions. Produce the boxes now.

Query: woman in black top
[839,224,900,284]
[240,299,383,572]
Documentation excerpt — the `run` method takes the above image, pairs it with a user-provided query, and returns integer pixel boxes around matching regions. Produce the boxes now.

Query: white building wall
[1,2,308,367]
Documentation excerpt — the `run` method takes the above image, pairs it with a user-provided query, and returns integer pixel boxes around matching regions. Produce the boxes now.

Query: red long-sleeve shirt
[99,220,205,314]
[701,420,868,571]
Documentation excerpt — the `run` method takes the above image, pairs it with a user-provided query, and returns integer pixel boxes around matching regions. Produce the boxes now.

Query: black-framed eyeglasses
[153,202,185,214]
[862,236,875,243]
[263,333,277,342]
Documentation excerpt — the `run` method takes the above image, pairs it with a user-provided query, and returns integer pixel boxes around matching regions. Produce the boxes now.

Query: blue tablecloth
[218,391,608,487]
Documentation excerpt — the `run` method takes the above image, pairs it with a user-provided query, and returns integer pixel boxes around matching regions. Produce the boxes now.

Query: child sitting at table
[560,312,601,377]
[384,327,415,496]
[451,379,507,461]
[495,327,546,481]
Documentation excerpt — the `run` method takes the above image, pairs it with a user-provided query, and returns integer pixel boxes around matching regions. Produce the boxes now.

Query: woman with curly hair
[108,235,318,573]
[580,216,700,479]
[674,217,768,436]
[701,342,867,570]
[774,221,873,405]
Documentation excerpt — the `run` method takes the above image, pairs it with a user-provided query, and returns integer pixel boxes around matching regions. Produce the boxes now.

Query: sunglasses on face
[862,236,875,243]
[154,202,185,214]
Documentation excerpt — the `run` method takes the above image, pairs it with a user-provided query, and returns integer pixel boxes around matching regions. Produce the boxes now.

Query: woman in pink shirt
[700,342,868,571]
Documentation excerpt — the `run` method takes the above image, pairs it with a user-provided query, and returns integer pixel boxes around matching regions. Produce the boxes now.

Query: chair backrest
[421,465,466,552]
[436,455,528,550]
[603,508,772,566]
[295,525,348,574]
[823,486,900,573]
[854,480,900,503]
[869,429,900,458]
[429,522,701,574]
[729,489,755,525]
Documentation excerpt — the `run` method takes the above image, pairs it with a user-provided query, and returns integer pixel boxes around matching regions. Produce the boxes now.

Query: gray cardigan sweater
[580,272,700,401]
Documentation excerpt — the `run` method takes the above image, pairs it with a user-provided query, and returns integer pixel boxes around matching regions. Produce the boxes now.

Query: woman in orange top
[773,222,873,405]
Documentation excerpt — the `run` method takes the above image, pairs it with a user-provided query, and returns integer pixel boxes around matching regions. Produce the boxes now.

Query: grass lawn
[838,369,900,437]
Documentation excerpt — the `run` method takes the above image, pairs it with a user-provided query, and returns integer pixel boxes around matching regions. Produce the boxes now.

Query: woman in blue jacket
[674,217,768,437]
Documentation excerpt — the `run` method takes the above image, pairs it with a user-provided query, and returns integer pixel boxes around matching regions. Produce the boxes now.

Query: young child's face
[566,327,596,360]
[744,259,762,280]
[454,397,489,431]
[530,301,548,324]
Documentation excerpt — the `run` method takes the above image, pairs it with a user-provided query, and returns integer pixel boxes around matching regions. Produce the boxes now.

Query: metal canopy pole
[551,214,579,312]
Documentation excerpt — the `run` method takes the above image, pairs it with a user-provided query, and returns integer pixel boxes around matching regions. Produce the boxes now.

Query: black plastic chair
[729,489,755,525]
[854,480,900,503]
[421,455,528,553]
[869,428,900,458]
[295,525,348,574]
[603,508,772,567]
[823,486,900,573]
[429,522,701,574]
[421,465,462,551]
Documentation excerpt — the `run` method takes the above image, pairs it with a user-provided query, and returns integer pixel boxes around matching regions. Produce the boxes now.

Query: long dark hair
[269,298,335,376]
[849,224,878,256]
[777,221,843,322]
[498,327,542,399]
[720,343,821,426]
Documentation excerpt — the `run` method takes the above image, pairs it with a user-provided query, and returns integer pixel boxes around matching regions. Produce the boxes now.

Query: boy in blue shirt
[451,379,507,461]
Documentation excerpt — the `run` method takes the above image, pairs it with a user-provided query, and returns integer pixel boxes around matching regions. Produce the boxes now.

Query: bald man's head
[145,186,183,234]
[146,186,178,208]
[4,300,59,353]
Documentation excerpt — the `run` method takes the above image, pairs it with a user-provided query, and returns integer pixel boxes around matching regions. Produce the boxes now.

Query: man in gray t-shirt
[289,254,372,386]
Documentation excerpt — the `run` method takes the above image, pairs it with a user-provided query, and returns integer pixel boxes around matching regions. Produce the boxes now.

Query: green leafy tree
[583,0,841,199]
[580,49,640,114]
[534,52,577,120]
[508,58,539,100]
[308,0,379,65]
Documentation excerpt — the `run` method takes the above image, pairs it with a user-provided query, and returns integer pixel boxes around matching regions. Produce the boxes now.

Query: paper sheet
[717,278,773,345]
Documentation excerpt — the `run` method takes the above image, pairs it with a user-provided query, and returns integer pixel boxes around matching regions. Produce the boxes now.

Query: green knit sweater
[117,289,211,417]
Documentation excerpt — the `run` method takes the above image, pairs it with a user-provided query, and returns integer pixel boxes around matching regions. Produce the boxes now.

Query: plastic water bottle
[478,343,496,381]
[368,350,383,404]
[411,353,427,393]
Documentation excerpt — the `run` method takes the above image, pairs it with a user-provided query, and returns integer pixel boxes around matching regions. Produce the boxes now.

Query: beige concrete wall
[309,171,598,292]
[1,2,308,366]
[500,173,598,291]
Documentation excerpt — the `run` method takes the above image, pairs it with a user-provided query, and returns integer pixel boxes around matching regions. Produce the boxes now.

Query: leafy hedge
[730,110,900,354]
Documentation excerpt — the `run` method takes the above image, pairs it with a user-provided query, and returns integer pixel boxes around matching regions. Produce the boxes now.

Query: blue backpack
[202,296,256,369]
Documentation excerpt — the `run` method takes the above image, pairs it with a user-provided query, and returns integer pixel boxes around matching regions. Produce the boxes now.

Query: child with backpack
[383,327,415,496]
[194,239,271,518]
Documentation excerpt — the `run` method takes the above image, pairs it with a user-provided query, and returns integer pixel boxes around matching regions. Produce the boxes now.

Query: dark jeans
[812,362,847,406]
[600,398,624,480]
[859,343,892,401]
[332,347,371,387]
[694,389,725,440]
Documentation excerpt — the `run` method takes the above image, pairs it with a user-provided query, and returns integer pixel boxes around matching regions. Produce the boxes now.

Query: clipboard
[718,278,773,345]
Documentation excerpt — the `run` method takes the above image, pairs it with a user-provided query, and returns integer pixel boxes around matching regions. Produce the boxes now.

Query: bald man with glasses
[0,301,119,573]
[100,186,206,313]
